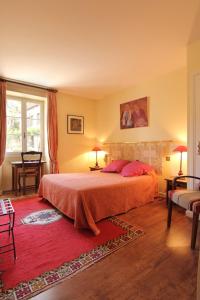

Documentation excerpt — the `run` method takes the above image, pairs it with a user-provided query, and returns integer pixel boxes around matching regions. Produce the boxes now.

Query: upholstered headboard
[102,140,178,175]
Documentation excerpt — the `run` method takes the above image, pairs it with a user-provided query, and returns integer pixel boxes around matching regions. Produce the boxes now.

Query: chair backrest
[21,151,42,171]
[172,175,200,191]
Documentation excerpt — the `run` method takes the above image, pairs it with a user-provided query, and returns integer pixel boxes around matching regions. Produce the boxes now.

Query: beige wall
[96,68,187,144]
[1,68,188,192]
[187,40,200,300]
[58,68,188,179]
[96,68,187,181]
[188,40,200,73]
[57,92,97,173]
[187,40,200,177]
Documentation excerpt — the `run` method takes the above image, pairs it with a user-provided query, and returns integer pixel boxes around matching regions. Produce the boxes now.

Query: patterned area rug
[0,197,144,300]
[22,209,62,225]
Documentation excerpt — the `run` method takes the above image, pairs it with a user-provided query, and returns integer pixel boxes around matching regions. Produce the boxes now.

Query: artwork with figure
[71,118,81,131]
[120,97,148,129]
[67,115,84,134]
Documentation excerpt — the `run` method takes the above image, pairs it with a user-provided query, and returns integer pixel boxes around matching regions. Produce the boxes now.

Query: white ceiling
[0,0,200,99]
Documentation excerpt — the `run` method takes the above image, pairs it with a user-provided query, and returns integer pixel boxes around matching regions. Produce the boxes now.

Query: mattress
[38,170,157,235]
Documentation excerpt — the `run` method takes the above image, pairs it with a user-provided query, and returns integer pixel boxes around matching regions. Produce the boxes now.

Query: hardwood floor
[28,198,199,300]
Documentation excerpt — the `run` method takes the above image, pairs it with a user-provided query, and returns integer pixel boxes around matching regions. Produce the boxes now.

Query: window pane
[7,99,21,117]
[6,100,22,152]
[7,116,21,134]
[26,102,41,151]
[6,134,22,152]
[27,102,40,119]
[27,135,40,151]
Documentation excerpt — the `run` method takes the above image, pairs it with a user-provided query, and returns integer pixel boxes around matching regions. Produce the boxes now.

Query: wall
[188,40,200,73]
[96,68,187,184]
[1,68,187,192]
[96,68,187,143]
[57,92,97,173]
[187,40,200,179]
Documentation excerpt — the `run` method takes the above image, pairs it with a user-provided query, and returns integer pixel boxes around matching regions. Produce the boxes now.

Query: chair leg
[167,199,173,228]
[23,176,26,195]
[18,176,21,195]
[35,176,38,193]
[11,228,17,260]
[191,212,199,249]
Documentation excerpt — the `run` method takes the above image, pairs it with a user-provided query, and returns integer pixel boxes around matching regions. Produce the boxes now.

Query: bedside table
[165,177,187,205]
[89,167,103,171]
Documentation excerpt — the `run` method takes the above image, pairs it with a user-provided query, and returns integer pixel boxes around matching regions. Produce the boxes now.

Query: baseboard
[158,192,165,197]
[2,189,12,195]
[3,185,36,194]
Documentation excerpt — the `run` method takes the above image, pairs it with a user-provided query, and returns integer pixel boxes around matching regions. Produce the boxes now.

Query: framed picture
[120,97,148,129]
[67,115,84,134]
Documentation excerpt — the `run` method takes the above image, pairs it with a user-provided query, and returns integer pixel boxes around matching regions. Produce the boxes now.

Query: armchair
[167,175,200,249]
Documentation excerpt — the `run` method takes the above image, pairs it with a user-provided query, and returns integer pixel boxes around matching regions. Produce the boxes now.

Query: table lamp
[92,146,102,168]
[173,145,187,176]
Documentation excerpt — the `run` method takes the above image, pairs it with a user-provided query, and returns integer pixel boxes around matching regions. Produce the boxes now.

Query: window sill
[6,152,21,158]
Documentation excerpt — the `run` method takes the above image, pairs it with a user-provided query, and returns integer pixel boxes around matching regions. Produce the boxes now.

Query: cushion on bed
[121,160,153,177]
[102,160,130,173]
[142,162,153,174]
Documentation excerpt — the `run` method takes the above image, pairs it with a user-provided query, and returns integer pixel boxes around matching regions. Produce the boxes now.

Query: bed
[38,170,157,235]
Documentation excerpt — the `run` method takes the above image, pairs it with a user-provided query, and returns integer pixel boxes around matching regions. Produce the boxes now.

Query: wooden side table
[165,177,187,205]
[89,167,103,171]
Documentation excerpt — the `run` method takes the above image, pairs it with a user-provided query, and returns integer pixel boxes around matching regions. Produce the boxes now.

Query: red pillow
[102,160,130,173]
[121,160,153,177]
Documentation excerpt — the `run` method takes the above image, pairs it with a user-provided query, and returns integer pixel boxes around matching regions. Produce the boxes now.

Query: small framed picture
[67,115,84,134]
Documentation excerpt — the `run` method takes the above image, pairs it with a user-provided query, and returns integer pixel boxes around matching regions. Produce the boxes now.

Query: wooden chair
[167,175,200,249]
[18,151,42,195]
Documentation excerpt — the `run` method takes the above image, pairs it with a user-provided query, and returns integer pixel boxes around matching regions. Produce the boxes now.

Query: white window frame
[6,95,45,156]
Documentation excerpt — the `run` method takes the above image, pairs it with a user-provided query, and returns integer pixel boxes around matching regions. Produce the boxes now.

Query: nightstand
[89,167,103,171]
[165,177,187,205]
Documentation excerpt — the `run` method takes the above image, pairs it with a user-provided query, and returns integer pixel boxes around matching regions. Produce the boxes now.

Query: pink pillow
[142,162,153,174]
[121,160,153,177]
[102,160,130,173]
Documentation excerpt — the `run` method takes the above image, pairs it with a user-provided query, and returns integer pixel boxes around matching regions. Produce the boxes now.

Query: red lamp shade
[173,145,187,176]
[173,145,187,153]
[92,146,102,152]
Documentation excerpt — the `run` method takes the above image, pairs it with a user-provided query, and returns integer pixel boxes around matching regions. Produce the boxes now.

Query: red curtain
[0,81,6,166]
[47,91,59,173]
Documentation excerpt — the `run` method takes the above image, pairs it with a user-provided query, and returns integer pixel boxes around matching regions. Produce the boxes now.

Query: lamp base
[178,170,183,176]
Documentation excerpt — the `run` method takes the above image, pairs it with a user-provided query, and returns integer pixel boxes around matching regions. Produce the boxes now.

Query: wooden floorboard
[28,198,199,300]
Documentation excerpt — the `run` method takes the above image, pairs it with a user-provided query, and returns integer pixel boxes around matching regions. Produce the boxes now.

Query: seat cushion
[170,189,200,210]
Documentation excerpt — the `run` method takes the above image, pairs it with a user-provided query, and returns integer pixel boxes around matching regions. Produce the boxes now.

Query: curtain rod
[0,77,58,93]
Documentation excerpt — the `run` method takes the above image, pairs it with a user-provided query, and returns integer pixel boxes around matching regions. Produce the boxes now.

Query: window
[6,96,44,153]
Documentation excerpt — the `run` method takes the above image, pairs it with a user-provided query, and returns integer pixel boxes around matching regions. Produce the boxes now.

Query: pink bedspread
[38,171,157,235]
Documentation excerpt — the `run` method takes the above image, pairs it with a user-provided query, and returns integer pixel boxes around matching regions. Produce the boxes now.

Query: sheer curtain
[0,80,6,166]
[47,91,59,173]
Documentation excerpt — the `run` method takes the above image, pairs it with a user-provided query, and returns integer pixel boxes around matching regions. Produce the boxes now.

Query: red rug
[0,197,144,300]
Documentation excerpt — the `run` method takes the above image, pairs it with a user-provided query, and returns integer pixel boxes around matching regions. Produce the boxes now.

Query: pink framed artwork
[120,97,148,129]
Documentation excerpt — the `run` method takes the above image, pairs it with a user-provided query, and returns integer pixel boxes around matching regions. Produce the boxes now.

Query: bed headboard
[102,140,179,175]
